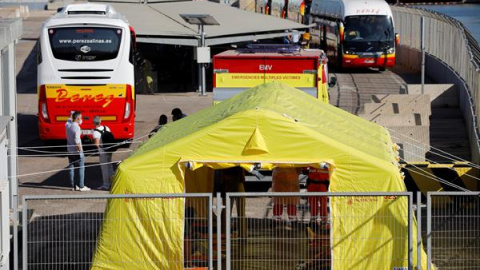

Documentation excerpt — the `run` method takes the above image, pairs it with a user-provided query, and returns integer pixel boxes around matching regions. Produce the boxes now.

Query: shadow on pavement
[20,162,106,190]
[16,40,38,94]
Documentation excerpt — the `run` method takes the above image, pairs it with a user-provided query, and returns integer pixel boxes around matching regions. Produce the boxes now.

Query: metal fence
[225,192,413,270]
[22,193,213,270]
[427,192,480,270]
[21,191,480,270]
[391,6,480,163]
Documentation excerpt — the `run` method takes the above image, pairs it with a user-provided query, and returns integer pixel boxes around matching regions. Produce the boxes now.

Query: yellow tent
[91,82,428,270]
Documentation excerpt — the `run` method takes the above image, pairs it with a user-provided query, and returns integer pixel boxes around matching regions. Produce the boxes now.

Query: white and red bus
[37,3,136,141]
[308,0,399,70]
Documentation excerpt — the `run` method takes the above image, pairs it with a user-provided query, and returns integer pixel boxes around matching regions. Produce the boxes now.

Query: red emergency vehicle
[213,44,335,104]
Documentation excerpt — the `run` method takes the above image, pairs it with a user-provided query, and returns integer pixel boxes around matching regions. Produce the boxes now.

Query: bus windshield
[48,27,122,61]
[344,15,393,42]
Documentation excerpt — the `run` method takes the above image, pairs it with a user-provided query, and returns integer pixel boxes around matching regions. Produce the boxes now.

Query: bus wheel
[379,67,386,72]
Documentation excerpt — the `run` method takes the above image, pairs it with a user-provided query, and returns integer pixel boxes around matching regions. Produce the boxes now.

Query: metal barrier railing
[22,193,213,270]
[427,192,480,270]
[392,6,480,162]
[226,192,413,270]
[22,191,480,269]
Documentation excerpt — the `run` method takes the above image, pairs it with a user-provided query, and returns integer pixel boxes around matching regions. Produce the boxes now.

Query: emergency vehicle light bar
[237,44,301,54]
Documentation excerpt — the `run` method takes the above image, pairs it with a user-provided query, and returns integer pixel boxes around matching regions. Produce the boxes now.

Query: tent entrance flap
[179,159,335,201]
[179,160,336,173]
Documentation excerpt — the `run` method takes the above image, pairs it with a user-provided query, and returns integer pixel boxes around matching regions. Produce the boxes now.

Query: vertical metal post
[197,25,202,94]
[427,193,432,270]
[13,200,18,270]
[208,195,213,270]
[416,192,422,270]
[420,16,425,95]
[200,24,207,96]
[216,193,222,270]
[226,193,231,270]
[22,198,27,270]
[408,193,413,269]
[7,41,19,270]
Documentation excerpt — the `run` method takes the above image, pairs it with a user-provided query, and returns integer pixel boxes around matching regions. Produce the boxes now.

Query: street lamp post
[180,14,220,96]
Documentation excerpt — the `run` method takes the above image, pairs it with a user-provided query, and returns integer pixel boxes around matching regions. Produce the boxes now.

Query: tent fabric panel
[91,197,185,270]
[331,195,409,269]
[135,83,396,165]
[92,164,185,270]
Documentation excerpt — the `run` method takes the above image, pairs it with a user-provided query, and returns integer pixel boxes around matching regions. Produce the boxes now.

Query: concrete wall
[392,6,480,163]
[396,44,421,72]
[424,54,480,163]
[0,6,29,19]
[361,94,431,162]
[0,1,46,11]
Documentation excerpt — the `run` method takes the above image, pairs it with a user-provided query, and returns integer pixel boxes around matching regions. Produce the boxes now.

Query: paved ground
[329,66,410,115]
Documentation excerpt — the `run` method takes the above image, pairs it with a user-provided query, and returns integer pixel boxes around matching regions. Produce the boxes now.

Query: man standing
[66,111,90,191]
[93,116,114,190]
[141,59,155,94]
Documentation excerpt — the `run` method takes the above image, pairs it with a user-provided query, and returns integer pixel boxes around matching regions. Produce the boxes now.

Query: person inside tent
[304,163,330,227]
[213,166,246,238]
[272,167,300,230]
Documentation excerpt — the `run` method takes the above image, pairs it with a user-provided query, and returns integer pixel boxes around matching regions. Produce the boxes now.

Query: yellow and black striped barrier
[401,162,478,205]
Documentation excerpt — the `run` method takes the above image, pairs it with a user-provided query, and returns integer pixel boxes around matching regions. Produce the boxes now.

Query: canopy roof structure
[92,83,428,270]
[98,0,310,46]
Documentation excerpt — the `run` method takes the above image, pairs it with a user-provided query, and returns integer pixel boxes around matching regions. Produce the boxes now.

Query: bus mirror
[339,23,344,43]
[395,33,400,46]
[328,77,337,88]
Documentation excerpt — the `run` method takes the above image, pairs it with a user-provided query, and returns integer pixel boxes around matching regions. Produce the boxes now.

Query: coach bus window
[344,16,393,41]
[343,15,394,51]
[48,27,122,61]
